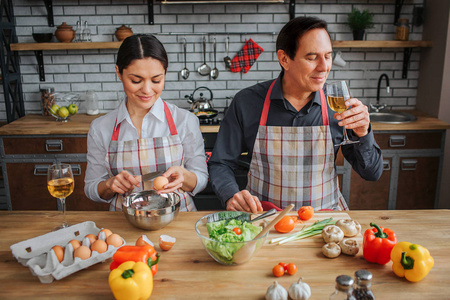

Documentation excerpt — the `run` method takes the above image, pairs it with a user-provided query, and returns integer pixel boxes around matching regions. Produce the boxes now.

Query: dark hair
[276,16,330,60]
[116,34,168,74]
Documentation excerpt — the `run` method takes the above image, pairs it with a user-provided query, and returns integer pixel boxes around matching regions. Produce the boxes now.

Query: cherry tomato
[232,227,242,235]
[274,216,295,233]
[272,264,285,277]
[286,263,298,275]
[278,262,288,271]
[298,206,314,221]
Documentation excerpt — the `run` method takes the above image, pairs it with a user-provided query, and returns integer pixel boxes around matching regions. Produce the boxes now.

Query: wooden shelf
[10,40,432,52]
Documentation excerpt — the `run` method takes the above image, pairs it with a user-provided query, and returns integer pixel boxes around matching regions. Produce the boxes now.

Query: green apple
[68,104,78,115]
[49,104,60,115]
[58,106,69,118]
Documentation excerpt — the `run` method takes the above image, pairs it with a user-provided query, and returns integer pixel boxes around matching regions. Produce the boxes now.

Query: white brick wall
[2,0,424,121]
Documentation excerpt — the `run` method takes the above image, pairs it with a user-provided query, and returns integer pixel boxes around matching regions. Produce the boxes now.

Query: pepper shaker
[353,270,375,300]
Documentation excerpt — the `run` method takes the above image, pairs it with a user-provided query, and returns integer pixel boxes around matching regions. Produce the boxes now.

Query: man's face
[283,28,333,93]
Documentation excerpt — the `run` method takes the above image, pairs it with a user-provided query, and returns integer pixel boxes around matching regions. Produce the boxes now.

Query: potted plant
[346,8,375,40]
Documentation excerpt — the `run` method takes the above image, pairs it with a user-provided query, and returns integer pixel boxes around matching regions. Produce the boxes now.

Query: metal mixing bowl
[122,190,181,231]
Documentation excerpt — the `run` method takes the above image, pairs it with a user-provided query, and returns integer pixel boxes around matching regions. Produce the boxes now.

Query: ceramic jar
[55,22,75,43]
[115,25,133,41]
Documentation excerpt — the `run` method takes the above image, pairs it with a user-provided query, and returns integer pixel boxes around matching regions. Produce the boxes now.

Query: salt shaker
[330,275,356,300]
[353,270,375,300]
[85,91,99,115]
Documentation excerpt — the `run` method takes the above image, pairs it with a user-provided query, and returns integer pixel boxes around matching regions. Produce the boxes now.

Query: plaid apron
[106,101,195,212]
[247,80,348,211]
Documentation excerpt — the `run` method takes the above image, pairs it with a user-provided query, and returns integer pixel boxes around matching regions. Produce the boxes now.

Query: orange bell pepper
[110,244,160,276]
[363,222,397,265]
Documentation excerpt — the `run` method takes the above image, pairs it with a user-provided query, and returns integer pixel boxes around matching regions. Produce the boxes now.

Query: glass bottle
[353,270,375,300]
[395,19,409,41]
[85,91,99,115]
[82,21,91,42]
[330,275,356,300]
[74,21,81,42]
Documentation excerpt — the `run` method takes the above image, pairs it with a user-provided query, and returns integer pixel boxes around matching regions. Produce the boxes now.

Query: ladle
[223,36,231,70]
[210,37,219,80]
[232,204,294,264]
[180,38,190,80]
[198,36,211,76]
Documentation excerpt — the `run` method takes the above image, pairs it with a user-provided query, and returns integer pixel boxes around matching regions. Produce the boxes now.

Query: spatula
[232,204,294,264]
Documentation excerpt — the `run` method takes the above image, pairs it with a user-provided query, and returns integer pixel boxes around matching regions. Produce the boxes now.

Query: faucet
[370,73,390,112]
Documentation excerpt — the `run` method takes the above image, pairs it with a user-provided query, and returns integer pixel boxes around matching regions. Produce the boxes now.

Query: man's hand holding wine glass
[334,97,370,138]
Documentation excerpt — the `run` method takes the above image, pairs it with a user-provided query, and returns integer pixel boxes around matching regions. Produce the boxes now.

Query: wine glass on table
[326,81,360,146]
[47,164,74,230]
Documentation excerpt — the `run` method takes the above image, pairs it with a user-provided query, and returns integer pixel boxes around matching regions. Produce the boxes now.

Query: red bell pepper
[110,244,160,276]
[363,222,397,265]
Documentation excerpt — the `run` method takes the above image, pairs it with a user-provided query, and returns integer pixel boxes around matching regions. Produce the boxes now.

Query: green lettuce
[205,219,262,264]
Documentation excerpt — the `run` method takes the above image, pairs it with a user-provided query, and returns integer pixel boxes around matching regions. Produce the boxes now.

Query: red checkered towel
[230,39,264,74]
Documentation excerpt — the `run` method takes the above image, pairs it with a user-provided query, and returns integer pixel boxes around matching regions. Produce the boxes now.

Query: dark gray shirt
[208,73,383,207]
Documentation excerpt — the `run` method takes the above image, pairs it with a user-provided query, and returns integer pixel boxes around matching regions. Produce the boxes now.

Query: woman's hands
[154,166,197,194]
[99,170,141,200]
[226,190,263,213]
[334,98,370,138]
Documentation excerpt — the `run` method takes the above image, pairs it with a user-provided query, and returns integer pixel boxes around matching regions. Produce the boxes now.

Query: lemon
[68,104,78,115]
[58,106,69,118]
[49,104,60,115]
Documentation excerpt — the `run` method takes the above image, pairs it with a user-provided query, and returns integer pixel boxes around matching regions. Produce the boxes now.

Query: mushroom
[322,242,341,258]
[335,219,361,237]
[321,225,344,244]
[340,238,360,256]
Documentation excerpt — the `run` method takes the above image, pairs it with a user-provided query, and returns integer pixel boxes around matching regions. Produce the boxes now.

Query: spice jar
[40,87,55,116]
[115,25,133,41]
[395,19,409,41]
[353,270,375,300]
[55,22,75,43]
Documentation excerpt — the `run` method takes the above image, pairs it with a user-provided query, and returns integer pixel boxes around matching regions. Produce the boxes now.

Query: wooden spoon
[232,204,294,264]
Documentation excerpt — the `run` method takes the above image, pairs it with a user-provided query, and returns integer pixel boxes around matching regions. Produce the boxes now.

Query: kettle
[185,86,213,110]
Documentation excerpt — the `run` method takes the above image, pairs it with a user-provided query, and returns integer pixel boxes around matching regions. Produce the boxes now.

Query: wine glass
[326,81,360,146]
[47,164,74,230]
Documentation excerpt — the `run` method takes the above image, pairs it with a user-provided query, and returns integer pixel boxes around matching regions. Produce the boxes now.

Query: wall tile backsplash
[2,0,425,121]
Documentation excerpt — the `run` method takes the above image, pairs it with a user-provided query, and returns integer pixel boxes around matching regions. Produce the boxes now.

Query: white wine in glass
[47,164,74,230]
[326,81,360,146]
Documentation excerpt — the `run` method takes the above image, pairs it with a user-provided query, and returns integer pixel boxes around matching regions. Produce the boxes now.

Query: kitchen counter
[0,110,448,136]
[0,210,449,299]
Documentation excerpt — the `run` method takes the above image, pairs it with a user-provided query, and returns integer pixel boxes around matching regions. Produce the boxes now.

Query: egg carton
[10,221,125,284]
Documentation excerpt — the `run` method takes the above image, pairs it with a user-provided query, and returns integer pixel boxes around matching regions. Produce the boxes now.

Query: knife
[141,171,165,182]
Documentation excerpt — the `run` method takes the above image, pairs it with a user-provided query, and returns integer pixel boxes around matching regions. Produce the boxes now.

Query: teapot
[185,86,214,110]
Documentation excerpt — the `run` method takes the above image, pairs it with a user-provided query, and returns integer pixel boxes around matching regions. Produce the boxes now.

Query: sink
[369,112,417,124]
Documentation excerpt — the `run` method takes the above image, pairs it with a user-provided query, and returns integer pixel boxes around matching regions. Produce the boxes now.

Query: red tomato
[278,262,288,271]
[232,227,242,235]
[274,216,295,233]
[286,263,298,275]
[298,206,314,221]
[272,264,285,277]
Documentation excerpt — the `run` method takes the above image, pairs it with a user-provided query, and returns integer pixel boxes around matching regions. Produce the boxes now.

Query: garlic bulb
[265,280,288,300]
[288,277,311,300]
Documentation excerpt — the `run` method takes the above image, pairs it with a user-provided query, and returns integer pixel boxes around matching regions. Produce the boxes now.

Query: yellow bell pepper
[390,241,434,282]
[108,261,153,300]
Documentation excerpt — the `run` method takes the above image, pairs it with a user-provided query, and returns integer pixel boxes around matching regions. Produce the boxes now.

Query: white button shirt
[84,97,208,204]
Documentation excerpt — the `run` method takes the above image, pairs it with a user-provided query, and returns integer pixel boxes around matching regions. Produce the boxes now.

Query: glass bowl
[195,212,269,265]
[49,93,81,122]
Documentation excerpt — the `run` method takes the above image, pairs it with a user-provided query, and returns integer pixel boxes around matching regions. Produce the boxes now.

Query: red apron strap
[111,120,121,141]
[259,80,277,126]
[320,89,329,126]
[164,101,178,136]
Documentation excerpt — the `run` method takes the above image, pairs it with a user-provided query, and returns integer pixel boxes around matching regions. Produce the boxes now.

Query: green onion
[269,217,336,245]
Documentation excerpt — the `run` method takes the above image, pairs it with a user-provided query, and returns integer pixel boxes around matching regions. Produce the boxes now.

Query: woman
[84,34,208,211]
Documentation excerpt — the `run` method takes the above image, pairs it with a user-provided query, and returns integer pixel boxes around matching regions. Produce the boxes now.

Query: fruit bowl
[49,93,81,122]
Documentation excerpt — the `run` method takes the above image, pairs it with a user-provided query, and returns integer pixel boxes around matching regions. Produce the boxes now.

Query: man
[208,16,383,213]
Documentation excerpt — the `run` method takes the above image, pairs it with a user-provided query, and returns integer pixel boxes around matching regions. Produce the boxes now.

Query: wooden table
[0,210,449,299]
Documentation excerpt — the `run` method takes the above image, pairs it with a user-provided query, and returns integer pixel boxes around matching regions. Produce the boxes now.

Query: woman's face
[116,57,165,112]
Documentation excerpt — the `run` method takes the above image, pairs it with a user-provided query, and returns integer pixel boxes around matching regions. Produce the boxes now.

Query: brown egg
[85,233,97,245]
[136,234,154,247]
[98,228,113,239]
[159,234,176,251]
[74,245,91,260]
[68,239,81,251]
[91,239,108,254]
[153,176,169,190]
[52,245,64,263]
[106,233,123,247]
